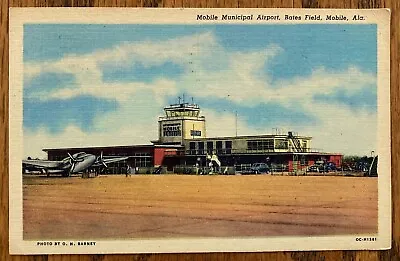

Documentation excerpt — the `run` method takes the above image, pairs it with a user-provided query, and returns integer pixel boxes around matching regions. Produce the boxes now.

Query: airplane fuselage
[70,154,97,173]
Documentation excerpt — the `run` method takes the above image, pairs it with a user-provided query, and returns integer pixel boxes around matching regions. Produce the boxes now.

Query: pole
[235,111,238,137]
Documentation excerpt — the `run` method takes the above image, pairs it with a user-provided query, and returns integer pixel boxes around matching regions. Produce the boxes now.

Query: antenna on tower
[178,96,181,104]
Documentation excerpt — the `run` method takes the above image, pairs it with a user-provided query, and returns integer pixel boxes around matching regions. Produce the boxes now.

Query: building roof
[184,133,312,141]
[42,144,183,152]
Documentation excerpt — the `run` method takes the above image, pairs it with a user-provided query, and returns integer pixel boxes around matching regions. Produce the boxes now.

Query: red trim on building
[154,148,179,166]
[328,154,342,167]
[288,160,293,172]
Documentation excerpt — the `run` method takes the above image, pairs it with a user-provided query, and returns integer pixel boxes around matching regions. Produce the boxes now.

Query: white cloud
[298,103,377,156]
[186,65,375,106]
[45,78,177,102]
[272,66,376,102]
[185,45,282,104]
[23,32,218,85]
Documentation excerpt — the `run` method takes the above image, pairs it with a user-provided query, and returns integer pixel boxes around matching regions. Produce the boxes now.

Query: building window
[275,139,288,149]
[207,141,213,154]
[225,141,232,154]
[198,142,205,155]
[126,154,151,169]
[216,141,223,154]
[247,139,274,151]
[247,141,256,151]
[189,142,196,155]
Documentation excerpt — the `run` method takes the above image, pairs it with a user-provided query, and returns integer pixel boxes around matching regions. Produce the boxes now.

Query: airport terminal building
[44,102,342,174]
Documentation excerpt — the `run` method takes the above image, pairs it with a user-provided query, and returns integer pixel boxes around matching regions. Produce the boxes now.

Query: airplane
[22,152,128,177]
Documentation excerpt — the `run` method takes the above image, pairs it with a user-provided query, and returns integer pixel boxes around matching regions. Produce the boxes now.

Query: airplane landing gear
[62,172,70,177]
[41,169,50,177]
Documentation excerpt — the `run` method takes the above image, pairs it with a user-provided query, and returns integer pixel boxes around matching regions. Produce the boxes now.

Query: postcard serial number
[356,237,377,242]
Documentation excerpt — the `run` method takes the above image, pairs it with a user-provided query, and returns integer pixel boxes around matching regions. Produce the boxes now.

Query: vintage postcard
[9,8,391,254]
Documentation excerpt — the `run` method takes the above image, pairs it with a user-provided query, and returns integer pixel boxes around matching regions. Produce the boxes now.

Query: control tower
[156,101,206,145]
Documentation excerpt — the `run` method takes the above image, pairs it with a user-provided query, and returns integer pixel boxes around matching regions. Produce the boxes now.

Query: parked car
[342,164,353,171]
[308,165,320,172]
[250,163,270,174]
[325,162,337,171]
[308,162,336,173]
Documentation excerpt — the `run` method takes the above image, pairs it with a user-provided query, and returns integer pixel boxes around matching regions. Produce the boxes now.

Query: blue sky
[23,24,377,157]
[24,24,377,74]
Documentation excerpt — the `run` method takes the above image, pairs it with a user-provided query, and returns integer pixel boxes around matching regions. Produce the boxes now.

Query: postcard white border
[9,8,391,254]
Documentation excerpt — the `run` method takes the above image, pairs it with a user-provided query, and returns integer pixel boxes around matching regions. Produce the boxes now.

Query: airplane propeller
[67,152,84,174]
[97,151,108,168]
[67,153,75,162]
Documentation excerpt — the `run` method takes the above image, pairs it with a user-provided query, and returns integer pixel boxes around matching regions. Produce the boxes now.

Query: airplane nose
[90,154,96,163]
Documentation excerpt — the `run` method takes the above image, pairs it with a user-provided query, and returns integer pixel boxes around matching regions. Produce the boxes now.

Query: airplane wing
[22,159,64,169]
[92,156,129,167]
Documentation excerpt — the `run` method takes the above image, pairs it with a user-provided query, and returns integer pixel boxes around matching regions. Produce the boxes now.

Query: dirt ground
[23,174,378,240]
